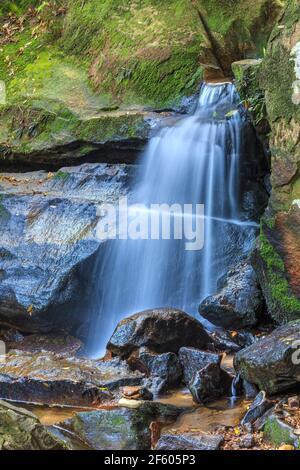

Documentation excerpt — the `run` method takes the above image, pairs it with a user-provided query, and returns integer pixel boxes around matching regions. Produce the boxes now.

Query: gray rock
[189,363,233,404]
[106,308,211,358]
[132,350,182,395]
[200,261,264,329]
[8,333,83,357]
[241,391,273,426]
[156,433,224,450]
[61,402,183,450]
[234,321,300,394]
[0,400,69,450]
[239,433,255,449]
[0,163,134,335]
[178,347,222,384]
[0,351,144,406]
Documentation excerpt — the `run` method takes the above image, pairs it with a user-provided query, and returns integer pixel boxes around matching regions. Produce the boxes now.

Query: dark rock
[241,391,273,426]
[0,400,69,450]
[61,402,183,450]
[178,347,222,384]
[189,363,233,404]
[242,379,259,399]
[8,333,83,357]
[234,321,300,394]
[155,433,223,451]
[107,308,211,358]
[0,351,144,406]
[200,261,264,329]
[0,163,134,335]
[0,327,24,344]
[131,349,182,396]
[207,329,242,353]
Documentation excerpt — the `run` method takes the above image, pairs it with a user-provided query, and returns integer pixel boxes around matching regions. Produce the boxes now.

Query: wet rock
[189,363,233,404]
[156,433,224,451]
[8,333,83,357]
[0,400,69,450]
[0,163,134,335]
[61,402,183,450]
[0,327,24,344]
[234,321,300,394]
[131,349,182,396]
[241,391,273,426]
[242,379,259,399]
[200,262,264,329]
[106,308,211,358]
[0,351,144,406]
[178,347,222,384]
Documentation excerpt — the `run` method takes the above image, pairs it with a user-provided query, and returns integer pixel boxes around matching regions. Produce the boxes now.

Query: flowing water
[89,83,258,356]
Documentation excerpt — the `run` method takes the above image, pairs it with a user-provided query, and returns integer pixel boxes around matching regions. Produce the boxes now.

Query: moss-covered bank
[0,0,282,164]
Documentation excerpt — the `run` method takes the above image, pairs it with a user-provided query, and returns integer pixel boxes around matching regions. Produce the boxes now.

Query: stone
[155,433,224,451]
[238,433,255,449]
[61,402,183,450]
[200,261,264,329]
[121,386,153,401]
[234,321,300,394]
[189,363,233,404]
[241,391,273,426]
[263,413,300,449]
[178,347,222,384]
[0,163,134,335]
[0,351,144,406]
[106,308,211,358]
[0,400,69,450]
[131,349,183,395]
[287,396,300,409]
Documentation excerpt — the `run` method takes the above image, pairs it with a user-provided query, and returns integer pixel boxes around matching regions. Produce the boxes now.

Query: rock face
[251,0,300,323]
[0,163,134,334]
[241,391,273,426]
[0,1,282,163]
[106,308,212,358]
[0,400,68,450]
[234,320,300,394]
[0,351,144,406]
[178,347,222,385]
[200,261,264,329]
[156,433,224,451]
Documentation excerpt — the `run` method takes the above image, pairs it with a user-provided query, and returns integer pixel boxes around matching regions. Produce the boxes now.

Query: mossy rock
[263,414,300,449]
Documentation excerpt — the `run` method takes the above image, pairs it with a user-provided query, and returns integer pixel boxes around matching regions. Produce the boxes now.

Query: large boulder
[0,400,69,450]
[60,402,183,450]
[234,320,300,395]
[0,163,134,334]
[0,351,144,406]
[106,308,212,358]
[199,261,264,329]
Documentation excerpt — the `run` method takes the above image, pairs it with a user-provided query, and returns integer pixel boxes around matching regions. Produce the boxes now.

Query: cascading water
[88,83,259,356]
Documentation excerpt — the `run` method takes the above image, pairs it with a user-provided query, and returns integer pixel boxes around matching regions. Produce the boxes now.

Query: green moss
[264,416,298,447]
[260,229,300,318]
[54,171,70,180]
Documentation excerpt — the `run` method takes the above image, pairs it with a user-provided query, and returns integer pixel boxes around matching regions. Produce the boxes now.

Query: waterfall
[88,83,258,356]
